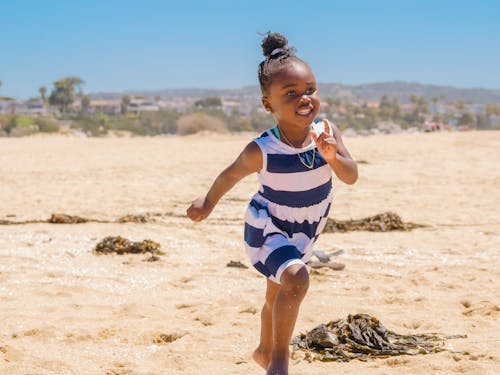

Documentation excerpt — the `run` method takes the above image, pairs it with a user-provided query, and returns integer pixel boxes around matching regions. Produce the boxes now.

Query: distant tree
[155,95,161,102]
[326,97,342,107]
[121,95,131,114]
[391,97,401,120]
[194,97,222,108]
[249,109,275,132]
[378,95,393,121]
[81,95,91,113]
[0,80,2,93]
[454,100,466,112]
[432,113,442,123]
[39,86,47,102]
[411,95,428,115]
[458,112,476,128]
[49,77,84,113]
[476,113,491,130]
[486,103,500,117]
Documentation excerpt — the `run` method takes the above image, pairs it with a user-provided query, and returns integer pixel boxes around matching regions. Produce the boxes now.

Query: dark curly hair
[258,32,305,93]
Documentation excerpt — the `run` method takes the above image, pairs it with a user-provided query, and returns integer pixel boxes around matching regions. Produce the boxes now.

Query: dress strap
[271,126,281,140]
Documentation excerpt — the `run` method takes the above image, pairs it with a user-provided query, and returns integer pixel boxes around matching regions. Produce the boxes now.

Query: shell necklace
[277,126,316,169]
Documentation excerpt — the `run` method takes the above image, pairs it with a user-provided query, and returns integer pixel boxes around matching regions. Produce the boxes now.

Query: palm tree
[121,95,131,115]
[39,86,47,102]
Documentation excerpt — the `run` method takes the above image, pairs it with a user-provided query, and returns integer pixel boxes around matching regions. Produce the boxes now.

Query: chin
[296,113,316,124]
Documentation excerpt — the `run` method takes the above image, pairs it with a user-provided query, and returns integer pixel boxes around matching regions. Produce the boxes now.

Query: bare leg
[267,264,309,375]
[253,278,281,370]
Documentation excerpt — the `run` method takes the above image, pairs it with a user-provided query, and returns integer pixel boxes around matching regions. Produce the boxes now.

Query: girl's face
[262,61,320,130]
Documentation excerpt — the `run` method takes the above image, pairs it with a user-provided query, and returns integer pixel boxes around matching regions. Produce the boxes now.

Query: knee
[280,265,309,296]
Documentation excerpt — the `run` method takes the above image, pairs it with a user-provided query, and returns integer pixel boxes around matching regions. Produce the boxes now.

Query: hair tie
[270,48,285,57]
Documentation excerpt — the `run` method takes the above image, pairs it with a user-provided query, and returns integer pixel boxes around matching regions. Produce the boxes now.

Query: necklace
[277,126,316,169]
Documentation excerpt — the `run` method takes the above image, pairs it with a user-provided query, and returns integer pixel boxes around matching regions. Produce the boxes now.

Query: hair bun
[261,32,289,58]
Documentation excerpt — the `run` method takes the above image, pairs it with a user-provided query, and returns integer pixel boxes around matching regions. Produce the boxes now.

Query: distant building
[0,99,18,114]
[221,99,240,115]
[490,114,500,128]
[364,101,379,109]
[400,103,415,113]
[87,100,121,115]
[127,99,159,113]
[22,100,49,115]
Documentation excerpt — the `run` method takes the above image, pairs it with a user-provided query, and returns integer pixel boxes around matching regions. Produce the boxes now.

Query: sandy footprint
[0,345,23,362]
[106,362,135,375]
[462,301,500,318]
[152,332,184,344]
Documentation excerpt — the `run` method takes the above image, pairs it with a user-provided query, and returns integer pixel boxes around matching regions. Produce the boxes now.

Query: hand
[186,196,214,222]
[310,119,338,162]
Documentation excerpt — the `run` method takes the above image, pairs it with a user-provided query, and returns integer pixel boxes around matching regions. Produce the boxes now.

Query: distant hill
[91,81,500,104]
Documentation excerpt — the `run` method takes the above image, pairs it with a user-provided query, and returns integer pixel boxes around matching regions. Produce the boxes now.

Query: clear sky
[1,0,499,99]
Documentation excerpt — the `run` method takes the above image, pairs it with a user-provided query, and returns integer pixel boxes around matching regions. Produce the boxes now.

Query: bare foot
[266,360,288,375]
[252,347,270,370]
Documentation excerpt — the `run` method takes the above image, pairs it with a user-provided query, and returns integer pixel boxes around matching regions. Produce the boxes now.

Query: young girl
[187,32,358,375]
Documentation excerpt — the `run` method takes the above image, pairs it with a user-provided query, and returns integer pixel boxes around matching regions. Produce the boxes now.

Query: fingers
[187,209,203,222]
[187,197,209,222]
[324,137,336,145]
[310,128,318,143]
[322,119,331,135]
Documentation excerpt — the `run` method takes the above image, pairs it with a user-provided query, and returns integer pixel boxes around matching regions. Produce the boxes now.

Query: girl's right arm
[186,141,262,222]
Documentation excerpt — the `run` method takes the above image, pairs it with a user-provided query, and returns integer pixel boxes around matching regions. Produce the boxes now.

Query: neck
[277,124,311,148]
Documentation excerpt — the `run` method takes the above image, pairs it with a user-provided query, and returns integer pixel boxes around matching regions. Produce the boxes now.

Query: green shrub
[72,114,108,136]
[36,117,60,132]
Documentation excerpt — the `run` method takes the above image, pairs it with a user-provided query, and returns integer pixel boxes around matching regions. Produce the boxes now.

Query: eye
[305,88,317,95]
[286,90,297,97]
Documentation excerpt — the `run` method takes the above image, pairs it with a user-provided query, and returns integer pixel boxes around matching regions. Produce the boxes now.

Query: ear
[261,96,272,113]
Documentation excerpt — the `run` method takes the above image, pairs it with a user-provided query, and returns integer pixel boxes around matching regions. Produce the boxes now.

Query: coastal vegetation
[1,77,499,137]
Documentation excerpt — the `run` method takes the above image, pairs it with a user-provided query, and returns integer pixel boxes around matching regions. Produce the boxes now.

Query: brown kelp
[93,236,163,257]
[323,212,425,233]
[292,314,459,362]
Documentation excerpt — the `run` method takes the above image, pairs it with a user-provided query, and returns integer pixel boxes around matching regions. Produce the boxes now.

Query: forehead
[271,61,316,88]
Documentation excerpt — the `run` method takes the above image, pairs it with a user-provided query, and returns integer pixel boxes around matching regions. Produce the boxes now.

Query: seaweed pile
[292,314,448,362]
[323,212,424,233]
[48,213,90,224]
[93,236,163,257]
[0,211,181,225]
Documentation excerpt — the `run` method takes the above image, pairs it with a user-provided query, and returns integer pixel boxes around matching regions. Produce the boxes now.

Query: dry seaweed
[117,213,165,223]
[226,260,248,269]
[48,213,89,224]
[292,314,452,362]
[93,236,163,256]
[324,212,425,233]
[0,211,180,225]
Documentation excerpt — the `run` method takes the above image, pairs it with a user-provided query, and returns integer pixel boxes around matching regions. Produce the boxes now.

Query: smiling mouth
[297,107,313,116]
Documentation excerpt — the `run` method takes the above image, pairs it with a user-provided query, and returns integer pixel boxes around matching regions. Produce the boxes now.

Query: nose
[299,94,311,104]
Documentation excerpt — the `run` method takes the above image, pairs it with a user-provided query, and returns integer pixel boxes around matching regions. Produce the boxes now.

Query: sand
[0,131,499,374]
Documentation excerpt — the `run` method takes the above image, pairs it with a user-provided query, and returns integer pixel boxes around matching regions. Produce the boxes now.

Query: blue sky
[1,0,499,99]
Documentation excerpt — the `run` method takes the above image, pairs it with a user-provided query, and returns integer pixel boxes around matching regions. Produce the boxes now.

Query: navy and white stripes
[244,120,334,284]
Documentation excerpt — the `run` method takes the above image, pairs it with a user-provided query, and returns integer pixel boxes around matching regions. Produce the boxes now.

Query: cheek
[312,96,321,107]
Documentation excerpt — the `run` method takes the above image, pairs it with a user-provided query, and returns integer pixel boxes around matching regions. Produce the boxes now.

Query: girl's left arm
[311,119,358,185]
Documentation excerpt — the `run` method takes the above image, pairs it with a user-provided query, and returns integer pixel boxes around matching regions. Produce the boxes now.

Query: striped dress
[244,119,333,284]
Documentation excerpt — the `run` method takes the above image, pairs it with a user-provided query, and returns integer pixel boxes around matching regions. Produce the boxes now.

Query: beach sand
[0,131,499,374]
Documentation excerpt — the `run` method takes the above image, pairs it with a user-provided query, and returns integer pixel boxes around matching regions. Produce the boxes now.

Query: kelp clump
[292,314,447,362]
[324,212,424,233]
[48,213,89,224]
[93,236,163,256]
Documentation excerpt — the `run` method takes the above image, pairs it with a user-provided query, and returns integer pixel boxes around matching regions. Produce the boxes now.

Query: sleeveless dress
[244,119,334,284]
